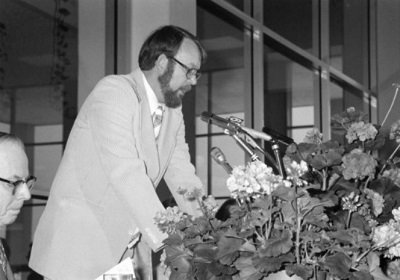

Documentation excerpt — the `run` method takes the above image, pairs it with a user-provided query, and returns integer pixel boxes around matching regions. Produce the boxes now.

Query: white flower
[154,206,186,234]
[364,188,384,217]
[285,160,309,186]
[393,207,400,222]
[373,220,400,258]
[227,160,290,198]
[202,195,218,214]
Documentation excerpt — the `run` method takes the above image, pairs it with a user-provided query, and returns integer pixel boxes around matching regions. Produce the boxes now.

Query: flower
[372,208,400,258]
[341,148,377,180]
[303,128,323,144]
[226,160,290,198]
[390,120,400,143]
[155,90,400,280]
[346,121,378,144]
[153,206,188,234]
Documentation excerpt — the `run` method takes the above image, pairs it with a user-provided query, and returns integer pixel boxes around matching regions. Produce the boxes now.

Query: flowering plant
[154,85,400,280]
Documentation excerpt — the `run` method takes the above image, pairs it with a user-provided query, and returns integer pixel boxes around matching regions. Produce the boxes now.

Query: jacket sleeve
[85,76,167,251]
[163,108,205,217]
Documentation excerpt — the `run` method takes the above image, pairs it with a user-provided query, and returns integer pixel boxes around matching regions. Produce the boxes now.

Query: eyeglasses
[0,175,36,195]
[168,56,201,81]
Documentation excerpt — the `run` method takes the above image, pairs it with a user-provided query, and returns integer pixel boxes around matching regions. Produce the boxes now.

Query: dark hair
[138,25,206,71]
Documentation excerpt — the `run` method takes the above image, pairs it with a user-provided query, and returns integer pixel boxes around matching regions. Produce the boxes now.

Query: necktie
[0,241,8,280]
[152,105,164,137]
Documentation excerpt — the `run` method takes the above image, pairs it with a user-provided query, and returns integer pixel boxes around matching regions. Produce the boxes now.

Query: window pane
[30,144,63,196]
[330,0,369,85]
[264,43,317,141]
[264,0,317,56]
[290,127,312,144]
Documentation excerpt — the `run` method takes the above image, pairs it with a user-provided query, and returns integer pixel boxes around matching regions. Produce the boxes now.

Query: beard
[158,61,191,108]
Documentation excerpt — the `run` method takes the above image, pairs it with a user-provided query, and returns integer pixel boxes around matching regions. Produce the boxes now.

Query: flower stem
[295,185,301,264]
[346,210,353,229]
[266,195,273,239]
[381,84,399,127]
[196,197,216,232]
[296,214,301,264]
[379,142,400,175]
[322,169,328,191]
[355,246,374,264]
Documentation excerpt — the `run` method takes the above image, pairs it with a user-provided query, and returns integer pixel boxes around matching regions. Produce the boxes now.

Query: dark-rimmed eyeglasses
[0,175,36,195]
[168,56,201,81]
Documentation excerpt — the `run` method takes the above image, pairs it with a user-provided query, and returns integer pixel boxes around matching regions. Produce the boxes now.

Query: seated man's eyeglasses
[0,175,37,195]
[168,56,201,81]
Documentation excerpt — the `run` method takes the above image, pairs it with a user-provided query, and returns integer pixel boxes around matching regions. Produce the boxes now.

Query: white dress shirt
[142,73,164,138]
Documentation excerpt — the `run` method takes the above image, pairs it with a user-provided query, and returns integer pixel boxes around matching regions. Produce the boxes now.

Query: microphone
[200,112,240,134]
[262,127,294,145]
[241,127,274,142]
[201,111,291,145]
[210,147,233,174]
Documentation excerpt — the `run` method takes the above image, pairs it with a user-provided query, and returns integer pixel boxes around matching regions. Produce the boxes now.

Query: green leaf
[234,256,264,280]
[259,229,292,257]
[349,270,374,280]
[253,253,295,275]
[164,245,189,265]
[193,243,218,261]
[216,231,244,265]
[367,251,380,273]
[184,235,203,247]
[285,263,314,279]
[163,233,183,246]
[207,261,237,277]
[273,186,296,201]
[324,252,352,278]
[168,254,192,280]
[240,241,257,253]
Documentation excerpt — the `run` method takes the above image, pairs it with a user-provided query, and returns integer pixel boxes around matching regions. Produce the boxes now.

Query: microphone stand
[224,127,286,176]
[241,126,287,178]
[231,133,260,162]
[243,133,280,174]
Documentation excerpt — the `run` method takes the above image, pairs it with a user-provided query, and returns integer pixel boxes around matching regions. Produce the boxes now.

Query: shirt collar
[142,72,164,114]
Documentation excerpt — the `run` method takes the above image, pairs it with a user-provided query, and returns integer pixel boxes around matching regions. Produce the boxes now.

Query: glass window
[196,3,249,197]
[264,0,317,56]
[330,0,370,85]
[263,43,317,144]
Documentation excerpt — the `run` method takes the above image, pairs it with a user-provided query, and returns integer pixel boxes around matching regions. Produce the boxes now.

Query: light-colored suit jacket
[29,69,203,280]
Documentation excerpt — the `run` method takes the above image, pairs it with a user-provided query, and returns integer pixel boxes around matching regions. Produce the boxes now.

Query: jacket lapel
[156,107,180,180]
[127,70,160,183]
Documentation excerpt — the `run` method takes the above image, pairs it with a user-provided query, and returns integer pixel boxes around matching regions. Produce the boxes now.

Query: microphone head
[201,112,212,123]
[262,127,294,145]
[210,146,226,164]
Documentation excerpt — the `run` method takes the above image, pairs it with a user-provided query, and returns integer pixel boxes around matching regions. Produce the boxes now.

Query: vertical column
[319,0,331,139]
[376,0,400,125]
[78,0,107,108]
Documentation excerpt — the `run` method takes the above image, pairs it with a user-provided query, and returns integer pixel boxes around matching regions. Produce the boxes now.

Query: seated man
[0,132,36,280]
